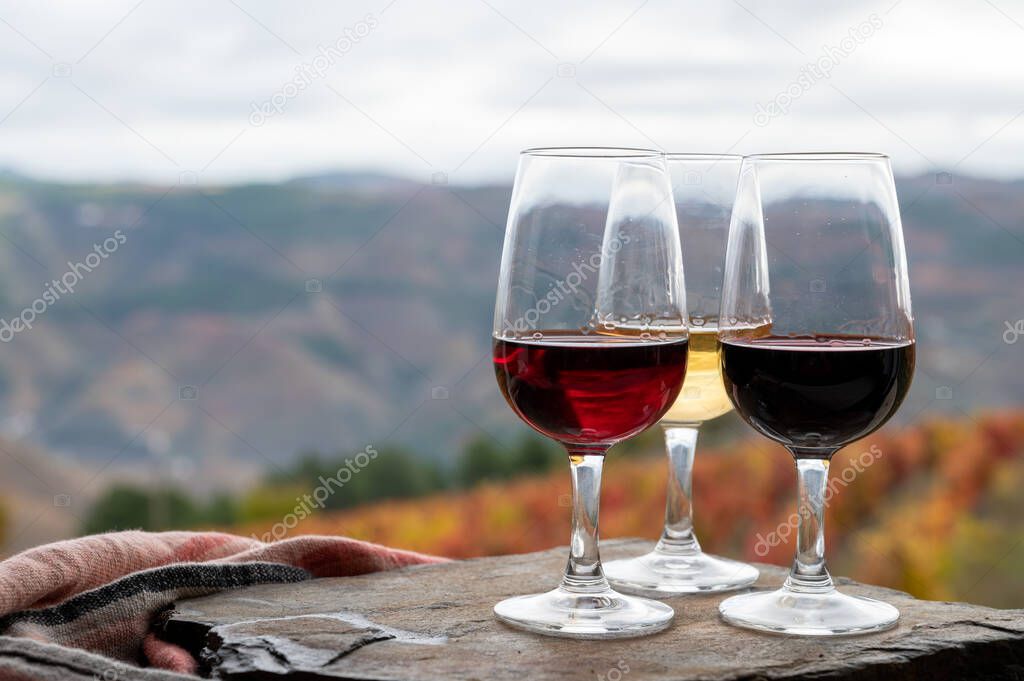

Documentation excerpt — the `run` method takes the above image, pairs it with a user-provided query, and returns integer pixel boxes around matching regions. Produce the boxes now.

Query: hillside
[0,170,1018,478]
[0,174,506,471]
[0,435,104,554]
[228,411,1024,609]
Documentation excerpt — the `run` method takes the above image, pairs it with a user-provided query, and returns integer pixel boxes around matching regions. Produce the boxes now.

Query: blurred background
[0,1,1020,607]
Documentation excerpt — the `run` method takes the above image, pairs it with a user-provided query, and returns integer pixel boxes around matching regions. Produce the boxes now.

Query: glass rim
[745,151,890,162]
[665,152,742,161]
[520,146,661,159]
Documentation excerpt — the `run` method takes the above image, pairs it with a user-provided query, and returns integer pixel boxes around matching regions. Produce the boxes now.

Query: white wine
[661,328,732,424]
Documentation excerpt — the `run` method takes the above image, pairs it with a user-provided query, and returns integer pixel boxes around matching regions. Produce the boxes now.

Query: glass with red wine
[492,147,689,638]
[717,153,915,636]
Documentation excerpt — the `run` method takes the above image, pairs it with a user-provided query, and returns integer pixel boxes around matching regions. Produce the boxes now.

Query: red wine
[720,336,914,454]
[493,334,688,446]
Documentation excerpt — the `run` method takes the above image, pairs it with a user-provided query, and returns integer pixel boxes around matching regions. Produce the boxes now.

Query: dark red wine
[720,336,914,454]
[493,334,688,446]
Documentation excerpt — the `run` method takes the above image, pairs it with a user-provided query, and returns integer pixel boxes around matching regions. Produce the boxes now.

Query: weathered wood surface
[165,539,1024,680]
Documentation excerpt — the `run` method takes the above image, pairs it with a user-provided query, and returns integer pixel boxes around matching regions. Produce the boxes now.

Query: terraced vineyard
[231,411,1024,608]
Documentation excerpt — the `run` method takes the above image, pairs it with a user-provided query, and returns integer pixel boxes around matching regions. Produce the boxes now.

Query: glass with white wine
[661,327,733,424]
[605,154,759,595]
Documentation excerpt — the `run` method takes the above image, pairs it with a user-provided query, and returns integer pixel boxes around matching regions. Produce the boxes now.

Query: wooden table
[163,539,1024,679]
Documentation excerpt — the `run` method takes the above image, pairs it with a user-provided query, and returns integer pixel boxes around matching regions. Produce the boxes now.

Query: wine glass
[717,152,915,635]
[492,147,689,638]
[605,154,759,595]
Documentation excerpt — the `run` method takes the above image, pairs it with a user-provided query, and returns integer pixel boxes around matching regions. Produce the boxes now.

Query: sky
[0,0,1022,185]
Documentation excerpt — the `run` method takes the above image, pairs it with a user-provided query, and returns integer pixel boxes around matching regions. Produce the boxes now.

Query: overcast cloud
[0,0,1021,184]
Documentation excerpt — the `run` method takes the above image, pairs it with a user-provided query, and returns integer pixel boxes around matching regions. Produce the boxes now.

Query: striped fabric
[0,531,442,676]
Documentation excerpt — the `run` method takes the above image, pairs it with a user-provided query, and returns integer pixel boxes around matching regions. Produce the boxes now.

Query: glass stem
[655,424,702,556]
[561,446,610,593]
[784,451,835,593]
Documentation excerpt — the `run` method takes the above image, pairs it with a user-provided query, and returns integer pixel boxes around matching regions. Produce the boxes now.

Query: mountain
[0,435,106,554]
[0,171,1018,480]
[287,170,421,193]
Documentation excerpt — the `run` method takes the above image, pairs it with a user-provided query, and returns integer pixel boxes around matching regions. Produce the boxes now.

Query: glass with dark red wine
[717,153,915,636]
[492,147,689,638]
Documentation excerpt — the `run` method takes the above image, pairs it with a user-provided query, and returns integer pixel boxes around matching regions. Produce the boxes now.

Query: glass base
[494,585,674,639]
[719,586,899,636]
[605,547,759,596]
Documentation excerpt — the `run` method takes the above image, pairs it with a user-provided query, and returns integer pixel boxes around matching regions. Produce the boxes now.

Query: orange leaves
[229,410,1023,606]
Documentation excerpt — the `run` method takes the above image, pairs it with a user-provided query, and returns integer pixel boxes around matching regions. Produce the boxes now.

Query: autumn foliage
[231,411,1024,608]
